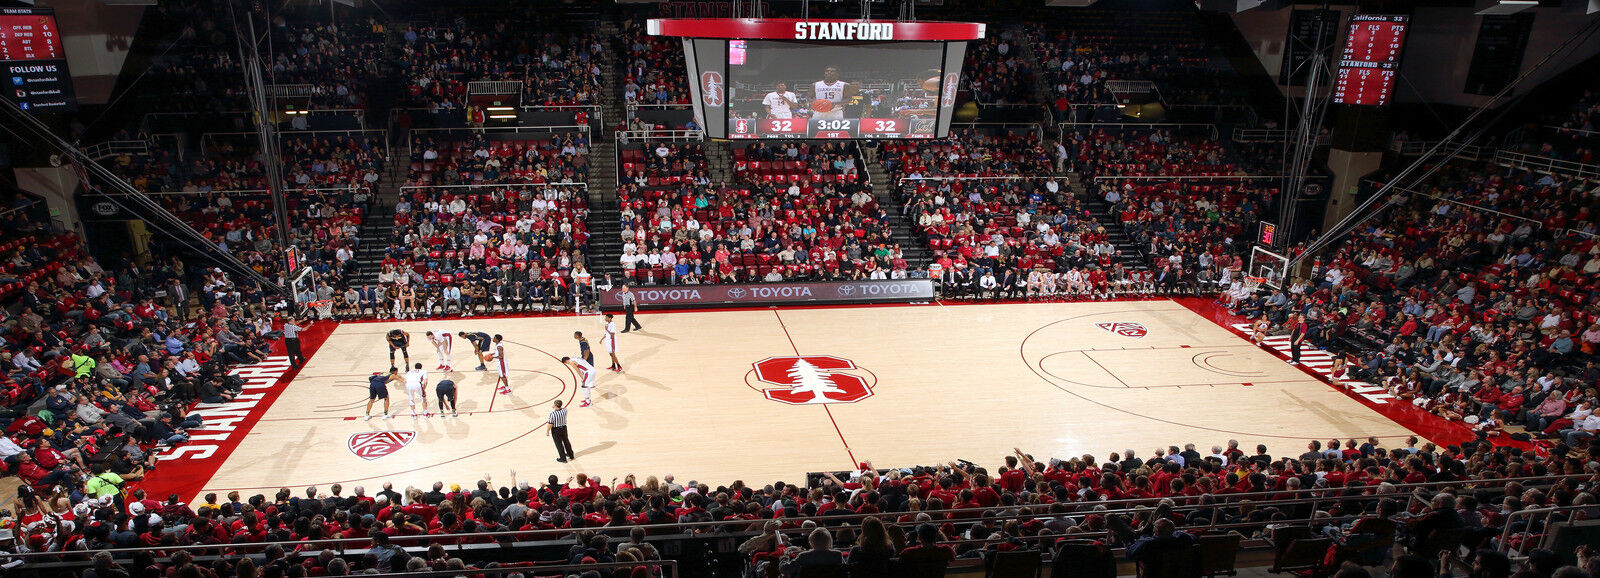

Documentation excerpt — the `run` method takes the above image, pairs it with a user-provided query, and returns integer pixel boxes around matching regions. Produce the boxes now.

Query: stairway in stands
[1010,24,1056,115]
[581,16,626,278]
[1068,173,1148,272]
[350,138,409,286]
[859,144,931,270]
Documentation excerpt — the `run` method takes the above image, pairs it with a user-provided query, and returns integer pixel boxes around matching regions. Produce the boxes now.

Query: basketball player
[574,331,595,367]
[404,362,428,417]
[365,368,399,420]
[602,314,622,372]
[812,66,857,120]
[436,377,458,417]
[386,329,410,371]
[459,331,492,371]
[563,356,597,407]
[762,82,798,119]
[489,334,509,395]
[426,330,453,371]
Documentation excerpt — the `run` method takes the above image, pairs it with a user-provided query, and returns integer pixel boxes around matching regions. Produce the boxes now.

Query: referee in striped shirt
[283,318,306,368]
[547,400,575,462]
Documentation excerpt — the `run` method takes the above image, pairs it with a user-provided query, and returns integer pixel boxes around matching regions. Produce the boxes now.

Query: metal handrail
[1092,175,1285,181]
[407,125,591,140]
[1496,506,1575,560]
[616,129,704,144]
[398,182,589,192]
[1389,139,1492,162]
[199,129,391,158]
[896,175,1064,186]
[5,473,1586,561]
[103,186,370,197]
[1377,181,1544,227]
[83,139,153,162]
[1493,149,1600,180]
[467,80,522,96]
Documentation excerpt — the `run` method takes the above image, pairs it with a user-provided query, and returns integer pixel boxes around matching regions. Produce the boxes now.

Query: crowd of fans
[962,30,1037,106]
[398,13,604,110]
[5,424,1598,578]
[108,133,385,286]
[0,201,289,560]
[613,141,911,285]
[619,19,691,107]
[1074,127,1271,292]
[1229,163,1599,445]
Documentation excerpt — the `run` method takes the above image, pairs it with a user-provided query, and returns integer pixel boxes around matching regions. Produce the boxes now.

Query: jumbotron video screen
[727,41,955,139]
[659,19,978,140]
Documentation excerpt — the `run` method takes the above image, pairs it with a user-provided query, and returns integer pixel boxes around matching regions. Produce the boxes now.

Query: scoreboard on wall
[1332,14,1408,107]
[0,7,75,112]
[731,117,937,139]
[649,18,982,140]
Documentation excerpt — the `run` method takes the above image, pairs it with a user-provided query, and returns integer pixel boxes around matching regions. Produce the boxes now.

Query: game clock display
[1332,14,1409,107]
[730,117,936,139]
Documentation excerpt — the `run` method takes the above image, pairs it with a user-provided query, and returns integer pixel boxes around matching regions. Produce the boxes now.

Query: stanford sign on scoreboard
[599,279,935,310]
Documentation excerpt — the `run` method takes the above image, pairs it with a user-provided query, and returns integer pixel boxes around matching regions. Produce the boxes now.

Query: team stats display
[1332,14,1409,107]
[0,7,75,112]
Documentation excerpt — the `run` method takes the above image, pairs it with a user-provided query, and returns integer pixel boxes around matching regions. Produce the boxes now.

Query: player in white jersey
[488,334,510,394]
[426,330,453,371]
[762,82,798,119]
[404,362,429,417]
[811,66,856,120]
[602,314,622,372]
[563,356,598,407]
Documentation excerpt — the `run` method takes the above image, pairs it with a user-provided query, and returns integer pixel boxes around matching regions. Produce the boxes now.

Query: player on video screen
[812,66,859,120]
[762,82,799,119]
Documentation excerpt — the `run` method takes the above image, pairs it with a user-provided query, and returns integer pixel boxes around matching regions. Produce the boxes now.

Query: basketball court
[147,300,1423,500]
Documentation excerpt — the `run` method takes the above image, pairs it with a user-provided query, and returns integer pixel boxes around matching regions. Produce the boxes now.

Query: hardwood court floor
[194,301,1417,496]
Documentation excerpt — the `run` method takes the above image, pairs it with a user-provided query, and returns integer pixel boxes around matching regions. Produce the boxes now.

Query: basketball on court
[810,98,833,112]
[922,76,940,91]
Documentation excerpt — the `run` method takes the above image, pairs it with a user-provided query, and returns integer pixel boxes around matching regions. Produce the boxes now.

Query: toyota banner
[598,279,935,310]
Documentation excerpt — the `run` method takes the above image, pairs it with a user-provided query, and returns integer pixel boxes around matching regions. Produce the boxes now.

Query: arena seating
[962,30,1037,105]
[616,141,906,285]
[399,13,603,109]
[10,5,1600,578]
[408,133,592,186]
[6,429,1594,577]
[1234,163,1597,443]
[620,18,691,106]
[0,208,278,536]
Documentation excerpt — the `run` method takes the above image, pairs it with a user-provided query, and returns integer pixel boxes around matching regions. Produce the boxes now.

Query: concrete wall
[39,0,146,105]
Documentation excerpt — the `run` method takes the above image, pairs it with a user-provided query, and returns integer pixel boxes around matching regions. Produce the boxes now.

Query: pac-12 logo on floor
[751,356,874,405]
[1096,322,1148,338]
[348,431,415,460]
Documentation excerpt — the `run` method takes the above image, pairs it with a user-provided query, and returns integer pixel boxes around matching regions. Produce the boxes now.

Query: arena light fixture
[485,106,515,112]
[487,114,517,119]
[1475,0,1538,14]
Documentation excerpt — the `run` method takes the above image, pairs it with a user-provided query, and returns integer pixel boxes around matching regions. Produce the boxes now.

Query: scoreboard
[1332,14,1408,107]
[0,7,74,112]
[730,117,937,139]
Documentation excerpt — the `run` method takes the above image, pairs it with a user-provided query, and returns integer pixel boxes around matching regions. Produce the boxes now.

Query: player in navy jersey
[459,331,493,371]
[435,378,457,417]
[574,331,595,366]
[365,368,399,420]
[386,329,410,371]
